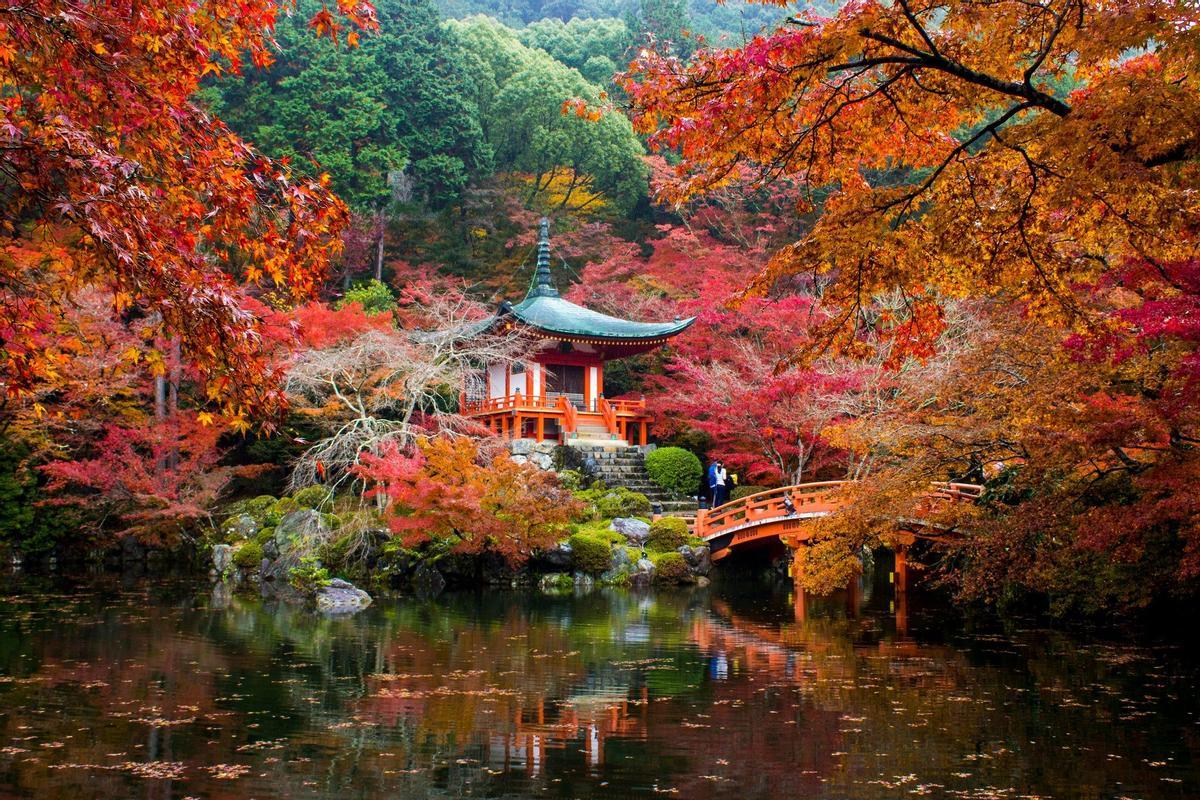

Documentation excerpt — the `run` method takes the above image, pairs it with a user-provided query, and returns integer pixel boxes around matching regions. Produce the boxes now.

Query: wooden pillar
[791,547,807,624]
[845,571,861,619]
[515,414,524,439]
[536,416,545,442]
[639,421,647,445]
[894,546,909,637]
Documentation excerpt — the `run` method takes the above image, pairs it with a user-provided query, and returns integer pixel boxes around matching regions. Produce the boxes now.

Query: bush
[292,486,332,509]
[569,533,612,574]
[645,447,703,497]
[731,485,768,501]
[337,279,396,315]
[558,469,585,491]
[288,556,331,593]
[596,488,651,519]
[647,517,689,553]
[651,551,690,584]
[233,541,264,569]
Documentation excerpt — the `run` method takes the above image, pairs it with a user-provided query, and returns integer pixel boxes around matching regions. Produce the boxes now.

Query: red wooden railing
[557,394,577,434]
[462,392,563,414]
[695,481,983,540]
[607,397,648,416]
[599,397,618,436]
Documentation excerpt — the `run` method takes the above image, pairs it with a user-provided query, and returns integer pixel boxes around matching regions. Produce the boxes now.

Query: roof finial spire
[529,216,559,298]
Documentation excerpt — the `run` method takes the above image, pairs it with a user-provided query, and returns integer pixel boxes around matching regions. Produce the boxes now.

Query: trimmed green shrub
[569,534,612,574]
[596,488,651,519]
[645,447,703,497]
[292,486,332,509]
[651,551,690,584]
[233,541,264,569]
[731,485,768,501]
[647,517,689,553]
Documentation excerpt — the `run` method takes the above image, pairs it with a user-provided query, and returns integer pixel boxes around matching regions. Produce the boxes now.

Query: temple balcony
[460,391,651,446]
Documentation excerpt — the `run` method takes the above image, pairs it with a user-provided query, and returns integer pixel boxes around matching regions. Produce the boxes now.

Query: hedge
[651,551,690,584]
[647,517,689,553]
[569,534,612,574]
[645,447,703,497]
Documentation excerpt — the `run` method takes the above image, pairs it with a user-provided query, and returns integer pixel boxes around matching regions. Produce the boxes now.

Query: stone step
[566,439,631,448]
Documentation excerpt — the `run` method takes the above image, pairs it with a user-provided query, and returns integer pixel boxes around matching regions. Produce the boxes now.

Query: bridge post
[893,545,909,636]
[787,542,807,623]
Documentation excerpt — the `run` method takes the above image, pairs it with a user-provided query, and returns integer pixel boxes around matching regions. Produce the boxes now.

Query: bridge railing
[696,480,983,540]
[697,482,849,539]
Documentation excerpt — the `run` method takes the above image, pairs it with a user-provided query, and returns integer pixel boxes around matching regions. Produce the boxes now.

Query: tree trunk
[374,220,385,282]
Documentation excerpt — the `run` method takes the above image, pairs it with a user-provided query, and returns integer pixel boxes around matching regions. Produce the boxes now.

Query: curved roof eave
[509,295,696,342]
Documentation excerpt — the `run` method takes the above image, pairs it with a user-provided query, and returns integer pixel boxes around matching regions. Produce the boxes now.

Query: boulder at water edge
[679,545,712,577]
[601,545,633,585]
[212,544,233,576]
[314,578,372,614]
[540,541,573,569]
[610,517,651,545]
[629,557,655,588]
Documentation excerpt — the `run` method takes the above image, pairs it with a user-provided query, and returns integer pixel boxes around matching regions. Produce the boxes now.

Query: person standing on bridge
[706,460,720,508]
[713,460,730,507]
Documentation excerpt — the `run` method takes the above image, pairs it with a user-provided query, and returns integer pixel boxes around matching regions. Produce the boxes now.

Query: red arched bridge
[694,481,984,561]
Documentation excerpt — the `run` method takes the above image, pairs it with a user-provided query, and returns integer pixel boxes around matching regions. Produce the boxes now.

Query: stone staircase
[571,444,699,517]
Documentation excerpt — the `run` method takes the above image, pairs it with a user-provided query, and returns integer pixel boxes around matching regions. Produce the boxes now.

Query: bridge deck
[696,481,983,559]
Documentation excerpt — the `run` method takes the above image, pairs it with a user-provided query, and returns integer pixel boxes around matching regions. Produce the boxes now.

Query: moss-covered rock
[292,486,332,509]
[647,517,689,552]
[651,551,690,585]
[569,533,612,574]
[538,572,574,592]
[233,541,264,570]
[271,497,300,517]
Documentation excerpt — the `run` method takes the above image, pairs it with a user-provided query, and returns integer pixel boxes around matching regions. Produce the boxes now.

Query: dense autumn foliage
[1,0,376,430]
[624,0,1200,610]
[357,436,580,565]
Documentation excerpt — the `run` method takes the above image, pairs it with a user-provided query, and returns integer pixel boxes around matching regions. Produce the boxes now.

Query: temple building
[461,219,694,446]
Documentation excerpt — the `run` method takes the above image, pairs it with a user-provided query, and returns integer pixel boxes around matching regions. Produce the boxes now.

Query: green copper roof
[509,294,694,340]
[500,217,694,341]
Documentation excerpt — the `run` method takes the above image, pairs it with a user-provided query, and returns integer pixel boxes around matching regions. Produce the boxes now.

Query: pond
[0,574,1198,799]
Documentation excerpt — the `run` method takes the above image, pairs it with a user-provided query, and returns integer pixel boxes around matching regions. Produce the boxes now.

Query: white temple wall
[488,363,506,399]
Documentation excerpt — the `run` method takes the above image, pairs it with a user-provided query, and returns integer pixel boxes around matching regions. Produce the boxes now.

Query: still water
[0,575,1198,799]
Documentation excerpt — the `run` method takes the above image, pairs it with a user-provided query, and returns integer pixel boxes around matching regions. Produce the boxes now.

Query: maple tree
[622,0,1200,609]
[1,0,377,432]
[357,436,580,566]
[283,283,531,490]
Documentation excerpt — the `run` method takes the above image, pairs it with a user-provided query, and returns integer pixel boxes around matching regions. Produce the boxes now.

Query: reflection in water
[0,575,1198,799]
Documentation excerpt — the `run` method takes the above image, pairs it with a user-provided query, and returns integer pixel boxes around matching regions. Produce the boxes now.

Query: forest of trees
[4,0,1200,616]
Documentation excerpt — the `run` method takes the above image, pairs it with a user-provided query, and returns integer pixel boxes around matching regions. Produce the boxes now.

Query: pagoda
[461,218,694,446]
